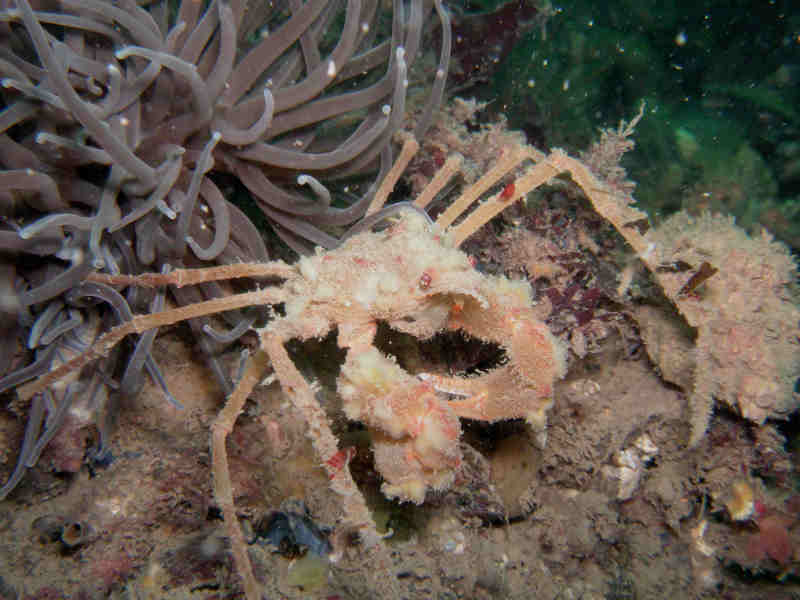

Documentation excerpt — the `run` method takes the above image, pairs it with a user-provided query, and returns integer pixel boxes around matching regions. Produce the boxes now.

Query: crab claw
[339,346,431,436]
[338,344,462,445]
[338,345,463,502]
[372,430,461,504]
[426,276,566,429]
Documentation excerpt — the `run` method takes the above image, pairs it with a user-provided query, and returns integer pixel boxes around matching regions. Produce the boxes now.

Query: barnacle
[726,480,755,522]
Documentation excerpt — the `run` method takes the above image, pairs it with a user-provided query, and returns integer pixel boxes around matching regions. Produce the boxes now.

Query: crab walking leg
[86,261,295,288]
[261,330,385,548]
[436,145,530,232]
[365,132,420,216]
[211,349,272,600]
[446,153,560,248]
[18,288,288,401]
[545,150,653,263]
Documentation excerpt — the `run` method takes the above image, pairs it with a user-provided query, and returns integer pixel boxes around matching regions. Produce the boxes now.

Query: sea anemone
[0,0,450,498]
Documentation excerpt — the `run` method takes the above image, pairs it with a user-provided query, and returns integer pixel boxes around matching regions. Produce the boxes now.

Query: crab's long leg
[17,288,288,401]
[413,152,462,210]
[211,348,272,600]
[262,328,403,596]
[445,151,558,247]
[365,132,419,216]
[86,260,294,288]
[435,145,529,232]
[261,329,384,546]
[545,149,653,262]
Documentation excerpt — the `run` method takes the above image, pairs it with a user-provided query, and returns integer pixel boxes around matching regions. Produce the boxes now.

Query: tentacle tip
[165,394,184,410]
[156,200,176,220]
[185,236,201,253]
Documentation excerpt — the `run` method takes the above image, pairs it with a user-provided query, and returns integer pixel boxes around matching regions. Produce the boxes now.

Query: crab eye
[419,272,432,290]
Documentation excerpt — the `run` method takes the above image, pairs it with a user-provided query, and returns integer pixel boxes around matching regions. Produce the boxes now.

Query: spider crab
[16,133,579,599]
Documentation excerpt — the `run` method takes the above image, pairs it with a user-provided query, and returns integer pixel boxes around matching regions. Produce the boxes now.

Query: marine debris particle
[256,500,332,558]
[677,261,718,297]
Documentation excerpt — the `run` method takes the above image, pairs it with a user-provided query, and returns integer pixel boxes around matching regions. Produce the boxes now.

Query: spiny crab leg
[17,287,289,401]
[86,260,295,288]
[210,348,272,600]
[261,328,386,550]
[261,328,403,595]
